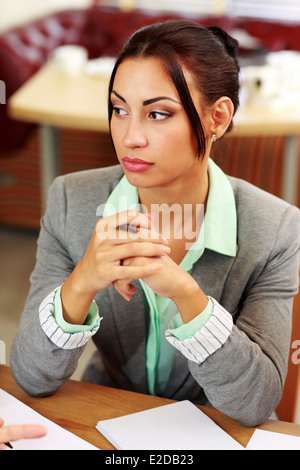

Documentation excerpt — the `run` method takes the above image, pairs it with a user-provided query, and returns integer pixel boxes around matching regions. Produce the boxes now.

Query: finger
[97,210,154,235]
[114,261,163,282]
[93,242,164,269]
[96,211,158,239]
[113,280,136,302]
[0,424,47,444]
[0,419,4,428]
[113,228,166,245]
[134,226,163,241]
[117,210,155,231]
[109,242,170,265]
[124,214,157,235]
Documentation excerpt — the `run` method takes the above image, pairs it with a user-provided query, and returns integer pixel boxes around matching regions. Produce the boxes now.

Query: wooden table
[1,365,300,450]
[8,62,300,209]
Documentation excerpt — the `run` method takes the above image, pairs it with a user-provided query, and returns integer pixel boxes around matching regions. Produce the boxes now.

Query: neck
[138,162,209,211]
[137,162,209,246]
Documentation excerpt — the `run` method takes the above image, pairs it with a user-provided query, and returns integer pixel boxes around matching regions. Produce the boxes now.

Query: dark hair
[108,20,240,159]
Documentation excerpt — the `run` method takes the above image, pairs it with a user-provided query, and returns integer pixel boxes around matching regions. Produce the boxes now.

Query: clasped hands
[97,209,182,302]
[87,209,198,305]
[66,209,204,325]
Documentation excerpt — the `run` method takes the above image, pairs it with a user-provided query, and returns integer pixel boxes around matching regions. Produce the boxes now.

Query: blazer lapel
[192,248,238,302]
[163,247,238,398]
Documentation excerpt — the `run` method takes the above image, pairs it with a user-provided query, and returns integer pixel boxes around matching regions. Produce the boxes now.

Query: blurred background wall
[0,0,93,33]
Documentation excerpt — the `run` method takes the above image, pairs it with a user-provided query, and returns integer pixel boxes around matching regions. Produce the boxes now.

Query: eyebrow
[111,90,180,106]
[143,96,181,106]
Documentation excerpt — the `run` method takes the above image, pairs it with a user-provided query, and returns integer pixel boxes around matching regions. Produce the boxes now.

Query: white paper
[0,389,99,450]
[246,429,300,450]
[96,400,244,450]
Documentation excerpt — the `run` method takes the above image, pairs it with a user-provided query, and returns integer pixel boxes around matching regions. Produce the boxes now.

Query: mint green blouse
[53,158,237,395]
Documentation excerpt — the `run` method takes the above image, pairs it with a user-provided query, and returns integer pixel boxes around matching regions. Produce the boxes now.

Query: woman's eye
[113,106,128,117]
[148,111,172,121]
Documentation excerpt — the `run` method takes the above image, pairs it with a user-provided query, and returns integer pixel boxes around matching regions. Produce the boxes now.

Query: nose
[122,117,148,149]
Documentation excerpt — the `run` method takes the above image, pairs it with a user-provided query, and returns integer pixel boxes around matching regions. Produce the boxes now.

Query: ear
[210,96,234,139]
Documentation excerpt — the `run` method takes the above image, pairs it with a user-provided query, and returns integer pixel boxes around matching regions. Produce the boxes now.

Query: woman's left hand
[114,251,179,300]
[113,252,208,323]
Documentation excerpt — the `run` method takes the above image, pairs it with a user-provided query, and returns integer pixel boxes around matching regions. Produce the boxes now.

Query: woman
[11,20,300,427]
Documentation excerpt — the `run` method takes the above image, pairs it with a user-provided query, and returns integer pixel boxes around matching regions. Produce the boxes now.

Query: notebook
[0,389,99,450]
[246,429,300,450]
[96,400,244,450]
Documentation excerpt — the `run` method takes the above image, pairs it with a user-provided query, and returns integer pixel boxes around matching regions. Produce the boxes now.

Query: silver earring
[211,133,217,143]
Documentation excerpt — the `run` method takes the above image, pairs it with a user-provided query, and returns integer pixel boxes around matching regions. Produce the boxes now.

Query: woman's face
[110,57,210,191]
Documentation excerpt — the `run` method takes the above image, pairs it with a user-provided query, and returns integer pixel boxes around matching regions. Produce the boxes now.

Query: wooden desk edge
[1,365,300,450]
[8,97,108,132]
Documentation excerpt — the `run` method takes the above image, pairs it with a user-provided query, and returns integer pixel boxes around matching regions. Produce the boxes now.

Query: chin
[122,167,157,187]
[125,174,155,189]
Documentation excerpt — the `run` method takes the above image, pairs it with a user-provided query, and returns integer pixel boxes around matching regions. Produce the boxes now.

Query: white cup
[50,45,88,76]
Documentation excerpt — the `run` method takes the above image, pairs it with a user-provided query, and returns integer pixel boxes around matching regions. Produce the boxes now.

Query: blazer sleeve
[188,204,300,427]
[10,176,88,396]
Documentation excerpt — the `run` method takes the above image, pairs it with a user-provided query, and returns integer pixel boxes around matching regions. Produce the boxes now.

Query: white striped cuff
[165,297,233,364]
[39,288,99,350]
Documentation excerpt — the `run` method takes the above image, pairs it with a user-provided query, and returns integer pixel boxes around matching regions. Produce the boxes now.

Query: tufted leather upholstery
[0,10,89,151]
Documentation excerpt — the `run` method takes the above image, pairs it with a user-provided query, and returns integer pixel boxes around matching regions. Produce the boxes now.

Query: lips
[122,157,153,172]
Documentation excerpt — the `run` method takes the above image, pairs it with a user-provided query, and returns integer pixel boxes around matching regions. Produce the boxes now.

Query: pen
[5,442,13,449]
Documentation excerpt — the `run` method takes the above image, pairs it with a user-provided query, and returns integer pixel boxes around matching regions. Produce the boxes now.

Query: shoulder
[54,164,124,194]
[228,175,300,250]
[43,165,125,256]
[47,164,124,208]
[228,175,300,223]
[44,165,125,238]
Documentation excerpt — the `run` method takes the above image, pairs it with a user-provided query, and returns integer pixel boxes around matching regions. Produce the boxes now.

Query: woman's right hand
[60,210,168,324]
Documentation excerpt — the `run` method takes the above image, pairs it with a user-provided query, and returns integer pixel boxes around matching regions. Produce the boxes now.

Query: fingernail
[128,210,138,217]
[163,245,171,254]
[146,213,154,221]
[152,263,162,272]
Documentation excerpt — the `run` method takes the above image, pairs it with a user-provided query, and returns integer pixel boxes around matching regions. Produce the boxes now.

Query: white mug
[50,45,88,76]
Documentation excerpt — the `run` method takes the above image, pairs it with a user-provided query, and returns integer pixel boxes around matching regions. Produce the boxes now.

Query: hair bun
[208,26,239,59]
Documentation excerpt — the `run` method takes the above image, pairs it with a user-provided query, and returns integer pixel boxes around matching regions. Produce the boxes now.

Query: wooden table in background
[1,365,300,450]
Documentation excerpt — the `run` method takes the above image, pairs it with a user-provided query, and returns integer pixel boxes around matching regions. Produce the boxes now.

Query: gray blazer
[11,164,300,427]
